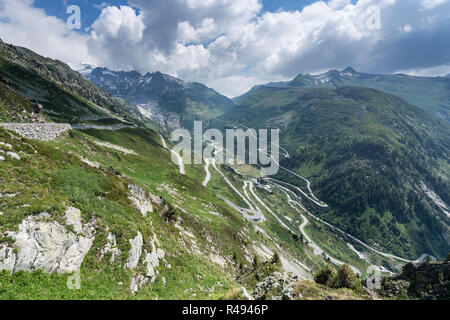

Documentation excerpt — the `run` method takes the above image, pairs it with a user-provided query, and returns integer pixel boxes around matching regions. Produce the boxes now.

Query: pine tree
[272,252,280,265]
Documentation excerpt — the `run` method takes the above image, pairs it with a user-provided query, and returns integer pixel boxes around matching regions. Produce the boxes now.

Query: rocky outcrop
[241,287,254,300]
[130,275,149,294]
[128,184,153,217]
[252,272,298,300]
[100,233,122,263]
[0,145,21,161]
[0,208,95,274]
[381,280,410,298]
[143,235,165,279]
[124,231,166,294]
[124,232,143,270]
[148,192,163,205]
[65,207,83,233]
[0,123,72,141]
[0,142,13,149]
[6,151,21,160]
[0,246,15,271]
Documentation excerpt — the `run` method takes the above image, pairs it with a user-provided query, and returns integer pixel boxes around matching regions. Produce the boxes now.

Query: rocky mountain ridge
[86,68,235,130]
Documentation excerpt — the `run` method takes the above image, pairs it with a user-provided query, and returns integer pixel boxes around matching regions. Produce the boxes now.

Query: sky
[0,0,449,97]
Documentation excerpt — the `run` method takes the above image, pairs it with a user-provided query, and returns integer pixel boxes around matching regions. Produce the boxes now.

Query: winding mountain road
[211,159,265,222]
[269,180,410,264]
[266,181,361,274]
[202,158,211,187]
[158,133,185,175]
[179,117,413,268]
[266,176,328,208]
[212,120,412,265]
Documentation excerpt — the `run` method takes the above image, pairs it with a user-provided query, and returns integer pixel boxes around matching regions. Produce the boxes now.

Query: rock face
[137,104,181,131]
[124,232,143,270]
[0,208,95,274]
[0,123,72,141]
[128,184,153,217]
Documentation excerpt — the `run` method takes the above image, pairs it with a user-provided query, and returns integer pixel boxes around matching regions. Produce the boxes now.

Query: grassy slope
[0,127,237,299]
[1,125,341,299]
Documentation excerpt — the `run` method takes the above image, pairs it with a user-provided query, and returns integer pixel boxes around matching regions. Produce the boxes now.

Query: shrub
[331,264,361,291]
[314,264,335,286]
[162,202,177,223]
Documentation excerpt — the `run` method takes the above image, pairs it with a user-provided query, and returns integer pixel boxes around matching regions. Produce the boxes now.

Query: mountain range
[237,67,450,122]
[86,68,234,130]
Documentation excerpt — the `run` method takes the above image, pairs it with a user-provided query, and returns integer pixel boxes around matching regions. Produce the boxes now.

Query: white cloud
[0,0,450,97]
[0,0,91,70]
[401,24,412,32]
[91,6,145,43]
[87,5,146,70]
[396,64,450,77]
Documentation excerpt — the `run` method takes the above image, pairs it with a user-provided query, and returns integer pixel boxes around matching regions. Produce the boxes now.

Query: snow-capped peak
[78,63,97,76]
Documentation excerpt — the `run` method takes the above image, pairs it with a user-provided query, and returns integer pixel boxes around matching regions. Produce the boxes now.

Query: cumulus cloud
[0,0,91,70]
[1,0,450,97]
[85,0,450,96]
[130,0,262,51]
[87,5,146,70]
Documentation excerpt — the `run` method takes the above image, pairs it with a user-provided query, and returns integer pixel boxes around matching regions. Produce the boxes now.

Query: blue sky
[34,0,318,30]
[33,0,125,30]
[1,0,450,97]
